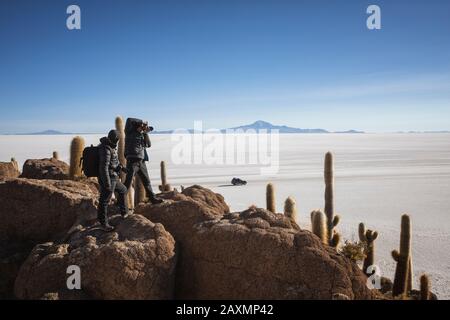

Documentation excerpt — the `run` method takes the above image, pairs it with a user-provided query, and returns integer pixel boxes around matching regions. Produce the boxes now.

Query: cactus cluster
[392,214,412,297]
[266,183,276,213]
[158,161,172,192]
[358,223,379,275]
[69,136,85,179]
[323,152,341,247]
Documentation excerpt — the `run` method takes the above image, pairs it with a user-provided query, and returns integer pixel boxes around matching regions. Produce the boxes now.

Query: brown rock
[136,186,373,300]
[14,214,177,300]
[0,178,98,244]
[0,161,20,181]
[0,243,33,299]
[20,158,69,180]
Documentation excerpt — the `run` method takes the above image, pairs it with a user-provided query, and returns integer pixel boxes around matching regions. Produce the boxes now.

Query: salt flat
[1,133,450,299]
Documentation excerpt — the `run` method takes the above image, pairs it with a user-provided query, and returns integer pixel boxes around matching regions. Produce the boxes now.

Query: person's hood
[100,136,117,149]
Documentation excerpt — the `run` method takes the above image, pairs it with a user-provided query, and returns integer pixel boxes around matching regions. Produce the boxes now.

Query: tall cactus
[392,214,412,297]
[284,197,297,222]
[359,222,379,275]
[311,210,327,245]
[115,116,126,168]
[158,161,171,192]
[52,151,59,160]
[134,175,146,206]
[115,116,133,209]
[420,274,430,300]
[69,136,85,179]
[266,183,276,213]
[324,152,340,247]
[10,157,19,171]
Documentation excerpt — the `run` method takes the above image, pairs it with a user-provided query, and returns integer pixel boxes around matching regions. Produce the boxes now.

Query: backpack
[81,145,99,177]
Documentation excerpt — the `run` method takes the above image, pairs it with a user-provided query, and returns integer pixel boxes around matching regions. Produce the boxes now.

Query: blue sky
[1,0,450,133]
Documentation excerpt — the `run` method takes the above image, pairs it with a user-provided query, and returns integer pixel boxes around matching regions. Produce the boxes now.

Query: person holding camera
[124,117,163,204]
[98,129,129,231]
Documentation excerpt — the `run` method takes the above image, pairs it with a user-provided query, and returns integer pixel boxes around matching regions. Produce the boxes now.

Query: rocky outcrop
[136,187,373,300]
[0,243,33,299]
[20,158,69,180]
[0,161,20,181]
[14,214,177,300]
[135,185,229,298]
[0,178,98,244]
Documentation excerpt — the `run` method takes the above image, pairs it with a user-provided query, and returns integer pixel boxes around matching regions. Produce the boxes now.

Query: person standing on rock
[123,118,163,204]
[98,129,129,231]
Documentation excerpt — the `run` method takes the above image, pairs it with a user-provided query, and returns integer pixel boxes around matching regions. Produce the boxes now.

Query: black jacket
[125,118,151,160]
[98,137,120,189]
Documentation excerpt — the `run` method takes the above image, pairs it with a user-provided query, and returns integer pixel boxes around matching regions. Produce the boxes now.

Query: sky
[1,0,450,133]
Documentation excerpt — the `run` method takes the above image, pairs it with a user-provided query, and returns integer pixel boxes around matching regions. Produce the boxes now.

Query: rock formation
[0,178,98,244]
[136,186,374,300]
[0,161,20,181]
[14,214,177,300]
[20,158,69,180]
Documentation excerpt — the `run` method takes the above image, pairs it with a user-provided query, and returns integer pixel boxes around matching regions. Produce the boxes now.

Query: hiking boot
[148,196,164,205]
[100,222,114,232]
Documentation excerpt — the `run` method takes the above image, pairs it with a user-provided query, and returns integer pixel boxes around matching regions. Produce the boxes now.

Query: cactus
[324,152,341,246]
[69,136,85,179]
[115,116,133,209]
[311,210,327,245]
[134,175,146,206]
[359,223,379,274]
[52,151,59,160]
[283,197,297,222]
[10,157,19,171]
[115,116,126,167]
[392,214,412,297]
[266,183,276,213]
[158,161,171,192]
[420,274,430,300]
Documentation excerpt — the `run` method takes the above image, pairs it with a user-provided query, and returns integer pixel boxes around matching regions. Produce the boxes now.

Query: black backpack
[81,145,99,177]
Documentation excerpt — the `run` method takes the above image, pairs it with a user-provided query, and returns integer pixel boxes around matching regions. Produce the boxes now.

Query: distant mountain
[226,120,329,133]
[334,129,365,134]
[153,120,364,134]
[22,130,70,135]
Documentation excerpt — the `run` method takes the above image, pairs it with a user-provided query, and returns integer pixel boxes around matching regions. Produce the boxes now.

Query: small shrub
[339,240,366,262]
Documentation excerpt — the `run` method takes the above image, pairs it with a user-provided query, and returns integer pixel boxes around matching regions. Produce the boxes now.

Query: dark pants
[124,158,156,199]
[98,176,128,224]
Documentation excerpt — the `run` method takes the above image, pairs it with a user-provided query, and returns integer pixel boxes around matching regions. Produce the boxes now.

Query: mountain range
[153,120,364,134]
[5,121,364,135]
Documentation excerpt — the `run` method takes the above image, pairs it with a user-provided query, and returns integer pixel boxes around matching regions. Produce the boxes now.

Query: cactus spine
[359,223,379,274]
[283,197,297,222]
[420,274,430,300]
[158,161,171,192]
[266,183,276,213]
[324,152,340,247]
[311,210,327,245]
[52,151,59,160]
[392,214,412,297]
[69,136,85,179]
